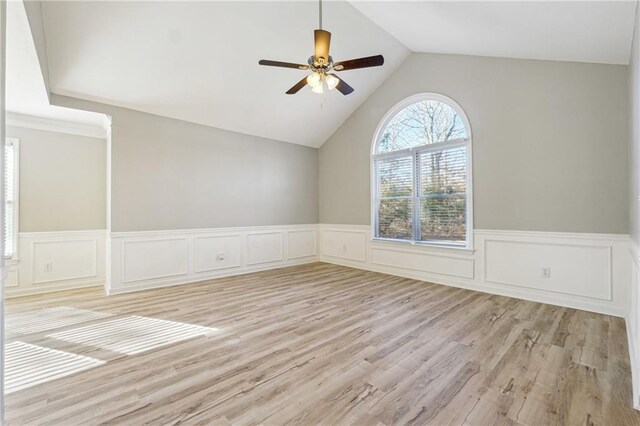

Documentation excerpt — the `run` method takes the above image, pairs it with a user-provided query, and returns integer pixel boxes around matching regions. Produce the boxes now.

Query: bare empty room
[1,0,640,424]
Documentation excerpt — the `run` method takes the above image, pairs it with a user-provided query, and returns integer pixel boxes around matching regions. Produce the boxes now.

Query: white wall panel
[6,231,106,297]
[194,234,242,273]
[287,230,317,259]
[322,229,367,262]
[5,268,18,288]
[246,232,283,266]
[629,244,640,409]
[108,225,318,294]
[484,239,611,300]
[122,238,188,283]
[32,240,97,284]
[319,225,629,318]
[371,246,474,279]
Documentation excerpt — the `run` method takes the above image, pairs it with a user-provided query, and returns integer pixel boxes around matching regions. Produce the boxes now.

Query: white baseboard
[108,257,316,295]
[108,224,318,294]
[318,224,629,318]
[5,282,103,298]
[6,230,107,298]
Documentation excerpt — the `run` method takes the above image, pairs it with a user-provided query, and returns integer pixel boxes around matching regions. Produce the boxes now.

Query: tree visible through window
[372,95,471,247]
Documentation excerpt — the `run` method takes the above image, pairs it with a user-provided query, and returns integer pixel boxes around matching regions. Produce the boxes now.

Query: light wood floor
[5,262,640,425]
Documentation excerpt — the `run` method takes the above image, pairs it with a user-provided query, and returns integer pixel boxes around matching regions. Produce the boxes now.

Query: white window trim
[370,93,474,250]
[5,138,19,261]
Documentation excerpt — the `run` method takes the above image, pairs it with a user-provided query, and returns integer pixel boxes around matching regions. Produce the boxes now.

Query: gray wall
[6,126,106,232]
[320,53,629,234]
[52,95,319,232]
[630,9,640,246]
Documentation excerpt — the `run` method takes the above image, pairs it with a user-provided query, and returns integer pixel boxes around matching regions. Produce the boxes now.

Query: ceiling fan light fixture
[307,72,322,88]
[326,74,339,90]
[311,82,325,94]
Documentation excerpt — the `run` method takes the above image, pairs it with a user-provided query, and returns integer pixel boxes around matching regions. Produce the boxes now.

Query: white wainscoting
[108,224,318,294]
[194,234,242,273]
[628,242,640,409]
[122,238,189,283]
[6,230,107,297]
[319,224,630,318]
[245,232,283,266]
[322,229,367,262]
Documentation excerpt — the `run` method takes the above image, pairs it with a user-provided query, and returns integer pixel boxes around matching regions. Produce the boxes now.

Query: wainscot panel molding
[194,234,242,273]
[245,232,283,266]
[122,238,189,283]
[319,225,630,318]
[6,230,107,297]
[108,224,319,294]
[628,241,640,409]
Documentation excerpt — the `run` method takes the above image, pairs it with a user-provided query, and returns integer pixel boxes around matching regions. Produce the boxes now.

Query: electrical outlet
[541,267,551,279]
[342,244,348,252]
[44,262,53,273]
[216,253,225,261]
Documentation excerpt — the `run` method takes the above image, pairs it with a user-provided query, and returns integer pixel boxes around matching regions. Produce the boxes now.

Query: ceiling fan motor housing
[309,55,334,74]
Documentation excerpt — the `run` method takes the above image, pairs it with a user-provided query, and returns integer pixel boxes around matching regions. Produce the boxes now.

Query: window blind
[5,143,15,258]
[374,155,413,240]
[418,146,466,243]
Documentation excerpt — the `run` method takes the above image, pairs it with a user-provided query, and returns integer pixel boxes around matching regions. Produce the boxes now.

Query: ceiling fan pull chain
[321,86,327,109]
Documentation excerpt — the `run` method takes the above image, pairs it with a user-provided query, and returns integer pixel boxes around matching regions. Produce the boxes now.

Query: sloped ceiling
[350,1,637,65]
[6,1,108,130]
[31,1,638,148]
[40,1,410,148]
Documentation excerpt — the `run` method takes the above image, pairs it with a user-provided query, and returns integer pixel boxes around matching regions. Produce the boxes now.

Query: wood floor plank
[4,262,639,425]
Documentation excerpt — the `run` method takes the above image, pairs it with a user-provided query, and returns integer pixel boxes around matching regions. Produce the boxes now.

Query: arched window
[372,93,472,248]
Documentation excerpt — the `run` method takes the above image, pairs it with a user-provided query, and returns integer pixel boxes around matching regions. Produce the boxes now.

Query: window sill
[4,258,20,266]
[371,238,475,256]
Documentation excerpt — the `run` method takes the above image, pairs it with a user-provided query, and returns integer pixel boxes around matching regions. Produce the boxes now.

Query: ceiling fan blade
[286,76,309,95]
[259,59,309,70]
[333,55,384,71]
[329,74,354,95]
[314,29,331,64]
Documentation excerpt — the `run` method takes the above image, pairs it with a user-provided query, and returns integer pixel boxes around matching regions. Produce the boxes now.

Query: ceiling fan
[258,0,384,96]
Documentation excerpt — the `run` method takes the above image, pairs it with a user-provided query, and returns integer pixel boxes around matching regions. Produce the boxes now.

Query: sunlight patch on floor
[6,306,114,335]
[48,316,218,355]
[5,341,106,394]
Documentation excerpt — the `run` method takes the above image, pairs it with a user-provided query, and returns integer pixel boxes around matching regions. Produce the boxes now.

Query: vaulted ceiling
[6,1,107,131]
[351,1,637,65]
[38,1,409,147]
[10,0,639,148]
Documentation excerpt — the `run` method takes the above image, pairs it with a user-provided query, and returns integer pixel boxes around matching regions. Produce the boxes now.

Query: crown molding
[6,112,109,139]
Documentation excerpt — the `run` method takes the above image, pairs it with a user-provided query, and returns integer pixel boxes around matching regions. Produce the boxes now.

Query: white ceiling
[6,1,108,132]
[21,1,638,148]
[40,1,409,148]
[349,1,638,65]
